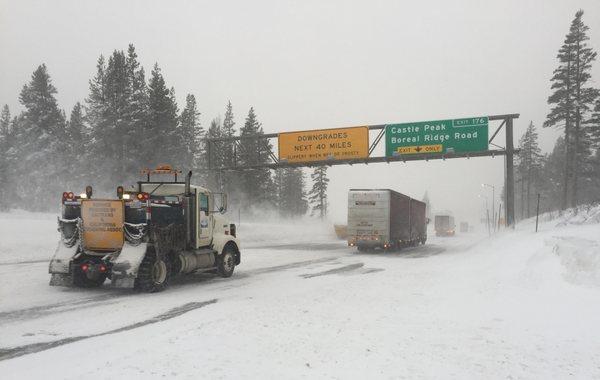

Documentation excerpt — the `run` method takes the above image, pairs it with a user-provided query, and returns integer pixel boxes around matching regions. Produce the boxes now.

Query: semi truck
[49,165,240,293]
[434,214,456,236]
[347,189,427,251]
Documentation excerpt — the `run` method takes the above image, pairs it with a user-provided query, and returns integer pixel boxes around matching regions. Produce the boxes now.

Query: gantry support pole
[505,116,516,228]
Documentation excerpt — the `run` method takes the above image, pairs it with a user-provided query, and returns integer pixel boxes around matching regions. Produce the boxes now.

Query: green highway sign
[385,116,489,157]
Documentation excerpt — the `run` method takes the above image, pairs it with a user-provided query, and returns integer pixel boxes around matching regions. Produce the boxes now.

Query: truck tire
[135,249,171,293]
[217,246,236,278]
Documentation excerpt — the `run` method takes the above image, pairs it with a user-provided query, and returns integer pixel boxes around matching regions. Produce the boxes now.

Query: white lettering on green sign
[385,116,489,156]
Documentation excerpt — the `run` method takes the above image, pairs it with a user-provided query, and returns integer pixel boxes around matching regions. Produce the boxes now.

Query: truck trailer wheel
[217,246,236,278]
[135,249,171,293]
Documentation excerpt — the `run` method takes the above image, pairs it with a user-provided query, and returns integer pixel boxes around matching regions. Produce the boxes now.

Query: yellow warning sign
[396,144,443,154]
[81,199,124,251]
[278,126,369,163]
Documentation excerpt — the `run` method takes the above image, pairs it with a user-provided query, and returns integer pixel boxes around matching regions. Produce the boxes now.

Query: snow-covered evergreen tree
[277,168,308,218]
[308,166,329,219]
[124,44,149,177]
[206,117,224,191]
[544,10,598,209]
[221,100,237,192]
[16,64,67,210]
[238,107,275,207]
[179,94,204,175]
[64,102,88,188]
[0,105,11,209]
[538,137,565,213]
[146,63,179,167]
[86,51,133,187]
[516,122,544,219]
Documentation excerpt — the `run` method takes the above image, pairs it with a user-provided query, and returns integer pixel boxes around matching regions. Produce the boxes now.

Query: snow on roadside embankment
[515,204,600,289]
[0,211,58,265]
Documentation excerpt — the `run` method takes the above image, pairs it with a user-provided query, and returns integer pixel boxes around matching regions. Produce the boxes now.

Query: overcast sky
[1,0,600,224]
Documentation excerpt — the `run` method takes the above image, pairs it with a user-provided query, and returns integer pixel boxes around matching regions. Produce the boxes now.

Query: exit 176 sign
[385,116,489,156]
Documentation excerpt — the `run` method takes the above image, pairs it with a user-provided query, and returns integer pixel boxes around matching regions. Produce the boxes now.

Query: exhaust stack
[184,171,193,249]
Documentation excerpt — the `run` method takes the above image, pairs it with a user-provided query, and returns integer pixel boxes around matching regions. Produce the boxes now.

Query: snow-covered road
[1,211,599,379]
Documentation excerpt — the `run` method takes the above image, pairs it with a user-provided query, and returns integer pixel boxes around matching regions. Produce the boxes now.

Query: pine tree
[516,122,544,219]
[539,137,566,213]
[146,63,179,167]
[124,44,149,177]
[308,166,329,218]
[544,10,598,209]
[277,168,308,218]
[16,64,67,210]
[179,94,203,172]
[65,102,87,187]
[238,107,275,207]
[590,98,600,147]
[86,51,133,188]
[0,105,11,209]
[206,117,224,191]
[221,101,237,191]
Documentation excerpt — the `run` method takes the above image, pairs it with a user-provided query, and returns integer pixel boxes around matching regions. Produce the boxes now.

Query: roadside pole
[535,194,540,232]
[486,208,491,237]
[497,203,502,231]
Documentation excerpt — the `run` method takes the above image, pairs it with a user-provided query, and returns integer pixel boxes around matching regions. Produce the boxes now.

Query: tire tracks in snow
[245,257,339,275]
[301,263,365,278]
[0,259,48,266]
[0,299,217,362]
[0,293,134,322]
[0,257,338,323]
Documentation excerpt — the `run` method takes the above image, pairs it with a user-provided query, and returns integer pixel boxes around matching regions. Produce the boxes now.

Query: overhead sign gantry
[205,113,518,226]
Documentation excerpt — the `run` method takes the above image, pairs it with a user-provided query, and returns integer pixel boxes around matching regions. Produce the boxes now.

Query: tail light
[81,263,89,272]
[136,193,149,201]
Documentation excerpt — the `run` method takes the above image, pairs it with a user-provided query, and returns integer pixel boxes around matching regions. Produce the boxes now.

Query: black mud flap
[111,275,136,288]
[49,273,73,287]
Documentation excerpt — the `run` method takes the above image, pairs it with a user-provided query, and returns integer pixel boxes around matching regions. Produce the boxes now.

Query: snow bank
[0,211,57,264]
[548,236,600,287]
[522,203,600,227]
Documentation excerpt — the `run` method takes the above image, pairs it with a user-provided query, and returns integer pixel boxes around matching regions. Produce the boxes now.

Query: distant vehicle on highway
[434,214,456,237]
[347,189,427,251]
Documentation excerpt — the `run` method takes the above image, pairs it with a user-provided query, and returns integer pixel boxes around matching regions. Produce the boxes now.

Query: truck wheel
[217,246,236,278]
[73,268,106,288]
[135,250,171,293]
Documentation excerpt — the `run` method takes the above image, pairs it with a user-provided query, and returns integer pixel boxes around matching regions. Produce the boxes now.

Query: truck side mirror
[221,194,228,214]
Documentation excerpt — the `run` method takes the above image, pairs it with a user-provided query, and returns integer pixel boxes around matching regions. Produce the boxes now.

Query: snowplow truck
[49,166,240,292]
